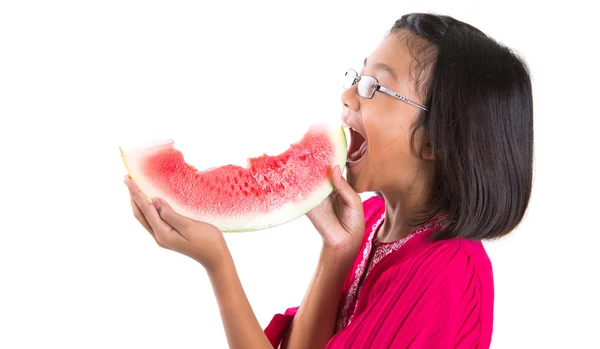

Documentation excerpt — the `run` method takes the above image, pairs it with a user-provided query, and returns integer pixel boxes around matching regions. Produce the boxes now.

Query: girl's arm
[207,247,274,349]
[125,178,274,349]
[281,246,356,349]
[282,166,365,349]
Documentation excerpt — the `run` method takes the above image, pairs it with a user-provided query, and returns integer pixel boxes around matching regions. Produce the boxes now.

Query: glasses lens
[357,76,378,98]
[343,69,358,89]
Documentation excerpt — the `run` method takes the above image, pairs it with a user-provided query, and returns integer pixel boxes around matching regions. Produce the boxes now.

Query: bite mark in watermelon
[120,124,347,232]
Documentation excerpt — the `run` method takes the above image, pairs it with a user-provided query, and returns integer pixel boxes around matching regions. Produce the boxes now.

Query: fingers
[125,177,186,246]
[153,198,194,237]
[130,195,156,238]
[331,165,361,208]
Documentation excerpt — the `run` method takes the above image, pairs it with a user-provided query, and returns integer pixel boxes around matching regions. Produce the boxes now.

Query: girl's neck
[377,190,434,243]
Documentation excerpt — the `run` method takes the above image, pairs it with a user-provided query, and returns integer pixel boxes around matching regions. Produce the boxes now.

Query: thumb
[331,165,361,207]
[153,198,192,232]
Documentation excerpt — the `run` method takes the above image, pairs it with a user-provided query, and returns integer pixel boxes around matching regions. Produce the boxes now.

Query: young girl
[124,12,533,349]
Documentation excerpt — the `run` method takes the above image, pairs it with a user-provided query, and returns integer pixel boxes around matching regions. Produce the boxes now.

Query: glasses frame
[344,69,428,111]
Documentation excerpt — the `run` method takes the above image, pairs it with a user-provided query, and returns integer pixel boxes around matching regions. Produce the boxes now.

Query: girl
[124,12,533,349]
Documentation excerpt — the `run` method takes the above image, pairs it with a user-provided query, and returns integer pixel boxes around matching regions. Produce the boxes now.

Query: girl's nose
[341,83,360,113]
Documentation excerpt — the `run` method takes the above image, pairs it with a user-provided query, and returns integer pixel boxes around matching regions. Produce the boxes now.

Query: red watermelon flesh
[121,124,347,231]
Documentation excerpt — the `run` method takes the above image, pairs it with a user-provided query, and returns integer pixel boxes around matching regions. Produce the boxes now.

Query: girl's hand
[306,165,365,255]
[125,176,227,272]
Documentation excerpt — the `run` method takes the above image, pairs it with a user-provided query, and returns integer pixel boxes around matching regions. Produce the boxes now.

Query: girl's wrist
[201,236,231,276]
[322,242,360,262]
[321,244,359,273]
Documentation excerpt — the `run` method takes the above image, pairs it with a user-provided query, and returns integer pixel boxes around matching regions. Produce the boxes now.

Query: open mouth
[347,127,368,163]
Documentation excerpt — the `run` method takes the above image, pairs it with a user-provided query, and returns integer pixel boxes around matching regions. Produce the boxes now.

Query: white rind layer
[121,124,348,232]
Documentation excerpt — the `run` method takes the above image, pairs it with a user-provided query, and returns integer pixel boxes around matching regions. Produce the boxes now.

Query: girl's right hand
[306,165,365,255]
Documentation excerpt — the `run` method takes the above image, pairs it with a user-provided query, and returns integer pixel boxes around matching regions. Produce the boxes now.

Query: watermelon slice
[120,124,347,232]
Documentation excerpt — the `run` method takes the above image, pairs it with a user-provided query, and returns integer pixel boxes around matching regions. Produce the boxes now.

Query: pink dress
[264,196,494,348]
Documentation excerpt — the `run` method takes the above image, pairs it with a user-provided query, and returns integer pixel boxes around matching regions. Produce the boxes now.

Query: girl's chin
[346,168,366,194]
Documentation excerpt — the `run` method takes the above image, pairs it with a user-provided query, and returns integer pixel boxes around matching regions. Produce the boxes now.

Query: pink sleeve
[325,240,493,349]
[263,306,298,348]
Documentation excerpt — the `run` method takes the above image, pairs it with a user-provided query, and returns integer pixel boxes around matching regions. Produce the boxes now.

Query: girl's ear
[421,131,435,161]
[423,142,435,161]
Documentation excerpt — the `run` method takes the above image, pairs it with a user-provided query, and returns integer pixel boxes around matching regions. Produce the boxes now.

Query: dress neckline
[373,213,450,246]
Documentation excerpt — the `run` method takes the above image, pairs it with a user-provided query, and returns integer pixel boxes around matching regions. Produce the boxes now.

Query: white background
[1,0,598,348]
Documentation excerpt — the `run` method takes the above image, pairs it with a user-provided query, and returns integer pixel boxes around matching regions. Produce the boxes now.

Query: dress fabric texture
[264,196,494,348]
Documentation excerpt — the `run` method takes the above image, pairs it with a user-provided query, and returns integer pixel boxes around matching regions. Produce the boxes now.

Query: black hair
[383,13,534,241]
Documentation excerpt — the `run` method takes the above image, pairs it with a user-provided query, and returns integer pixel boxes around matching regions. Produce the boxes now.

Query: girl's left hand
[124,175,228,272]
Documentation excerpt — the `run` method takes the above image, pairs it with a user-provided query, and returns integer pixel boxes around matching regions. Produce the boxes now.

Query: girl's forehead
[365,34,414,81]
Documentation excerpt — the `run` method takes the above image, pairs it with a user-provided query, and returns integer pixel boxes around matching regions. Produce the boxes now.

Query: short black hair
[385,13,534,241]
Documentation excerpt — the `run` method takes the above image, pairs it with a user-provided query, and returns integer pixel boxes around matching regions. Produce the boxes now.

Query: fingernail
[153,199,162,211]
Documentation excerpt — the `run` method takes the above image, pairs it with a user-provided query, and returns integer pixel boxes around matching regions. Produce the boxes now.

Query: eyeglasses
[343,69,428,111]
